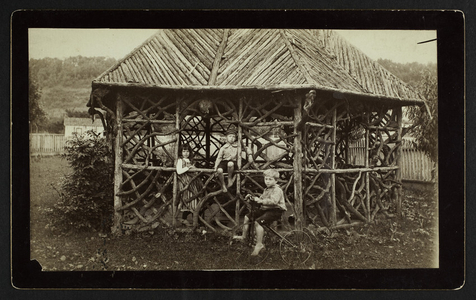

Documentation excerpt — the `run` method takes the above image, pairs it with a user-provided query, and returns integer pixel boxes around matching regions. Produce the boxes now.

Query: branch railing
[111,92,416,234]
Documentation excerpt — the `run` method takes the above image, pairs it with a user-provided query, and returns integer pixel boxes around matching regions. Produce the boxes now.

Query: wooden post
[172,97,180,227]
[395,107,403,217]
[112,95,124,235]
[236,97,243,225]
[364,113,371,221]
[205,116,211,163]
[345,129,350,165]
[293,94,304,230]
[330,107,337,225]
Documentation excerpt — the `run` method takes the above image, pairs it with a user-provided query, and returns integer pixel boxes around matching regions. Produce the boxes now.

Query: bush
[52,130,114,232]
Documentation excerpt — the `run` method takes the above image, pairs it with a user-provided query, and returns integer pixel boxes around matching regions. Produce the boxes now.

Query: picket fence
[30,133,66,155]
[348,138,435,182]
[30,133,435,182]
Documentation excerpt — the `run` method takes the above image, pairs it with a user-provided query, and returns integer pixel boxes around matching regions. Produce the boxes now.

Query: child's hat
[225,125,237,135]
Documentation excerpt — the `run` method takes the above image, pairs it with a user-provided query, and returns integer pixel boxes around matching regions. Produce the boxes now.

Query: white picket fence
[348,138,435,182]
[400,146,435,182]
[30,133,66,155]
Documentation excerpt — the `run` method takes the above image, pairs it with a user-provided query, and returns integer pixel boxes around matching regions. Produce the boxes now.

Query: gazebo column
[205,117,211,163]
[346,125,351,165]
[330,108,337,225]
[172,97,180,227]
[112,96,124,235]
[235,98,243,225]
[395,107,403,217]
[364,113,371,221]
[293,95,304,230]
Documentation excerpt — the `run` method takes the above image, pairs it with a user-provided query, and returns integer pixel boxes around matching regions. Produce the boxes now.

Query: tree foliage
[52,131,114,232]
[29,73,48,132]
[66,108,91,118]
[377,59,438,162]
[29,56,117,133]
[406,71,438,162]
[29,56,117,88]
[44,120,65,134]
[377,59,437,86]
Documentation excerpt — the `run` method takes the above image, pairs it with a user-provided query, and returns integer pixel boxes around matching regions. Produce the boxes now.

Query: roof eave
[91,80,425,106]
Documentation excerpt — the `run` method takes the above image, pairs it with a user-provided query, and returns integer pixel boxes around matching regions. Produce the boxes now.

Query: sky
[29,28,437,65]
[335,30,437,64]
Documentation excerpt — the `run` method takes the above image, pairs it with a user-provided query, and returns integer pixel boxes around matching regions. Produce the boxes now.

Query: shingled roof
[92,29,424,104]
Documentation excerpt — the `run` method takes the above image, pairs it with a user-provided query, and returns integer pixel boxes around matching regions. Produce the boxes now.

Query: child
[234,169,287,256]
[176,144,202,225]
[214,126,253,192]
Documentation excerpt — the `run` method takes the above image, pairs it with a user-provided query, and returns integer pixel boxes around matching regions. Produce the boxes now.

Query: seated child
[234,169,287,256]
[214,126,253,192]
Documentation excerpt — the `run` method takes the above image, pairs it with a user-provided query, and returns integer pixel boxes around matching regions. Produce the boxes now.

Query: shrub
[52,130,114,232]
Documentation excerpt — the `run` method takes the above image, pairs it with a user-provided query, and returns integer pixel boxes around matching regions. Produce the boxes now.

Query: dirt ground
[30,156,438,271]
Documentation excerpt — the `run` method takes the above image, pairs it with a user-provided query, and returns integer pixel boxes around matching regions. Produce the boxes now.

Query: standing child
[234,169,287,256]
[176,144,202,225]
[214,126,253,193]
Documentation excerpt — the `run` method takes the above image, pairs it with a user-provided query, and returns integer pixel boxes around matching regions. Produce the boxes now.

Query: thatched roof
[92,29,424,105]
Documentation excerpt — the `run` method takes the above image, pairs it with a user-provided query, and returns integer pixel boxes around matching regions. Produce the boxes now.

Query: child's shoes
[251,243,265,256]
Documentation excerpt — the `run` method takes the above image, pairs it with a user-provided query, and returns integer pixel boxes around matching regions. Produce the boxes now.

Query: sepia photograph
[12,9,464,290]
[28,27,438,270]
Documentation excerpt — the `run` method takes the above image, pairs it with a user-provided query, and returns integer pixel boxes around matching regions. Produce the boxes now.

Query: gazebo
[87,29,425,235]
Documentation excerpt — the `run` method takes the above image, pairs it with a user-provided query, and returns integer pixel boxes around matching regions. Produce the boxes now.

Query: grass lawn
[29,156,438,271]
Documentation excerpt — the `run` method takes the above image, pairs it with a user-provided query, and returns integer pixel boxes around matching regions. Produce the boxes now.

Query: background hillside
[29,56,117,132]
[377,59,436,85]
[29,56,435,133]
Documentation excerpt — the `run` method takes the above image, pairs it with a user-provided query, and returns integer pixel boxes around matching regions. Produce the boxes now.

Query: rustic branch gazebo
[88,29,425,235]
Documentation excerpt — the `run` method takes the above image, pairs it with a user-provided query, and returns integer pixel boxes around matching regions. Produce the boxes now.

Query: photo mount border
[11,9,465,290]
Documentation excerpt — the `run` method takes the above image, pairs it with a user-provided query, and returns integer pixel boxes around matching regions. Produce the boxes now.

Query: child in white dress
[176,144,202,225]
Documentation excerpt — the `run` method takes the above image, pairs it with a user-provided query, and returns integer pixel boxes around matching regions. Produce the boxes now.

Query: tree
[44,120,65,134]
[52,131,114,232]
[29,73,47,132]
[377,59,437,87]
[407,71,438,162]
[65,108,90,118]
[376,59,437,162]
